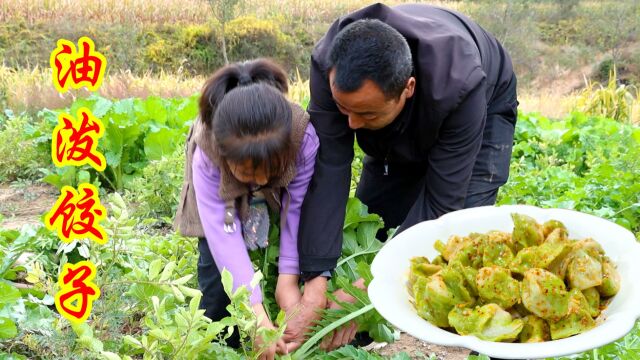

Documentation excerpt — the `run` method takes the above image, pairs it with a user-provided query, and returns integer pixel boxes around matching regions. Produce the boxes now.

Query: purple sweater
[192,123,319,304]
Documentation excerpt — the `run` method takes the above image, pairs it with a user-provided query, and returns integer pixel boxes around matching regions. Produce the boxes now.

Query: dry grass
[4,65,638,124]
[0,66,203,112]
[242,0,461,24]
[517,91,577,120]
[0,0,209,24]
[0,0,461,26]
[1,65,310,113]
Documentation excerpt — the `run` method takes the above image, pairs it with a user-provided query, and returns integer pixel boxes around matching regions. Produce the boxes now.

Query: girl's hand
[275,274,307,352]
[252,303,286,360]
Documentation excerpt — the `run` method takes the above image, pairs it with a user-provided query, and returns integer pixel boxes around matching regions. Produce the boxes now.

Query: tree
[209,0,243,65]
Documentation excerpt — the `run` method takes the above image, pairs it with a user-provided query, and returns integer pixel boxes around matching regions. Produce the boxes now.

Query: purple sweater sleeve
[192,147,262,304]
[191,123,319,305]
[278,123,319,275]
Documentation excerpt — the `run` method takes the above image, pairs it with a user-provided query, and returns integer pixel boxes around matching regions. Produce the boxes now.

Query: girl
[174,59,319,359]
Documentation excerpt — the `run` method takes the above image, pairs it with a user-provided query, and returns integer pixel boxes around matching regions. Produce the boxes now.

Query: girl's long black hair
[199,59,295,180]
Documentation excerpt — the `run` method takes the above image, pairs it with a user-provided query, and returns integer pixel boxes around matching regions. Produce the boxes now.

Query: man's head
[328,19,415,130]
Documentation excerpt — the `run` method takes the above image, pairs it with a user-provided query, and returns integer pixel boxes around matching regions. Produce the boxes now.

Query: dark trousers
[197,237,241,348]
[356,75,518,236]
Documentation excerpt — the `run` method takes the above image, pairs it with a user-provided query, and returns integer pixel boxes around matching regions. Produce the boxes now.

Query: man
[284,3,518,350]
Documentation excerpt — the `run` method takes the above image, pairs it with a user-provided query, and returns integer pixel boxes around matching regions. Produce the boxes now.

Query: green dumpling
[449,260,479,297]
[550,289,596,340]
[547,240,577,279]
[572,238,605,261]
[408,256,442,288]
[542,219,567,239]
[597,257,621,297]
[448,235,486,269]
[512,213,545,252]
[567,249,603,290]
[509,242,568,275]
[431,255,447,266]
[412,268,475,327]
[545,227,569,244]
[483,241,515,268]
[449,304,524,342]
[522,268,570,321]
[518,315,550,343]
[434,235,466,261]
[582,287,601,318]
[486,230,516,251]
[477,266,520,309]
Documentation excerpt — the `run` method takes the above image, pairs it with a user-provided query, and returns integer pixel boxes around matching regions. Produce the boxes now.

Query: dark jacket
[298,3,515,272]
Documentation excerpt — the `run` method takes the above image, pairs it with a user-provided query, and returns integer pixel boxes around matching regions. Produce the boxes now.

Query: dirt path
[370,332,471,359]
[0,182,58,230]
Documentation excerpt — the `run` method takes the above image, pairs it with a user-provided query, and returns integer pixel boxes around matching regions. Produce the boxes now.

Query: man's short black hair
[328,19,413,99]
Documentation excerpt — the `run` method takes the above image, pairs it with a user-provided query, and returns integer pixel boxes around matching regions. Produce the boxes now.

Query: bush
[462,0,541,83]
[0,114,50,182]
[225,16,297,69]
[575,68,637,123]
[126,140,185,221]
[142,24,224,75]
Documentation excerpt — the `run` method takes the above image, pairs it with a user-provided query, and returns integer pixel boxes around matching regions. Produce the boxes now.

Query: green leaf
[343,198,382,229]
[173,274,193,285]
[466,355,491,360]
[0,282,21,305]
[178,285,202,298]
[103,124,124,167]
[89,96,113,118]
[148,259,163,281]
[159,261,176,282]
[78,169,91,185]
[100,351,122,360]
[356,261,373,285]
[221,269,233,296]
[0,317,18,339]
[632,128,640,144]
[0,352,27,360]
[189,293,201,314]
[123,335,143,348]
[144,127,178,161]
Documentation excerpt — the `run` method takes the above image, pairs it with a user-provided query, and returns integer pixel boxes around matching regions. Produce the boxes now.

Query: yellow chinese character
[55,260,100,324]
[52,107,106,172]
[50,37,107,93]
[45,183,107,245]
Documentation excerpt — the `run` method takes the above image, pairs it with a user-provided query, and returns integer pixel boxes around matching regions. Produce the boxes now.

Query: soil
[369,332,472,359]
[0,182,58,230]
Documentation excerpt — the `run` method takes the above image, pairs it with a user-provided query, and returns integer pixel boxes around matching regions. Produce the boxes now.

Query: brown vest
[174,101,310,238]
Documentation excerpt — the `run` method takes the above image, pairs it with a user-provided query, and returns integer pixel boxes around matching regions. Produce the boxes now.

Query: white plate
[369,205,640,359]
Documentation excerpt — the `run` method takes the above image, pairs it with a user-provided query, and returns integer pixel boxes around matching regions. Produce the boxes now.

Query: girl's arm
[279,123,320,275]
[192,145,262,305]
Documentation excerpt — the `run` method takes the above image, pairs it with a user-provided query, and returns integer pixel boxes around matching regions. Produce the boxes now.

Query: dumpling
[521,268,570,321]
[449,304,524,342]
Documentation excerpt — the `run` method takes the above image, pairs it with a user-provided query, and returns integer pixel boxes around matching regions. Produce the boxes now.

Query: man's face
[329,69,415,130]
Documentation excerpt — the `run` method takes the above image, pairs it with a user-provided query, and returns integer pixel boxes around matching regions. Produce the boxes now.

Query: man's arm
[298,56,354,273]
[281,57,354,352]
[400,81,487,231]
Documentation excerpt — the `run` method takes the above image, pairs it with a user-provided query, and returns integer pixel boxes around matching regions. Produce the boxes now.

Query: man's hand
[275,274,302,313]
[252,303,286,360]
[281,276,328,353]
[319,278,366,351]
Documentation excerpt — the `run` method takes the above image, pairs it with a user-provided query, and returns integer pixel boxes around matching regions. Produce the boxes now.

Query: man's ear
[404,77,416,98]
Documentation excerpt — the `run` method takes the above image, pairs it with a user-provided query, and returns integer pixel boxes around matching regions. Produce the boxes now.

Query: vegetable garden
[0,88,638,359]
